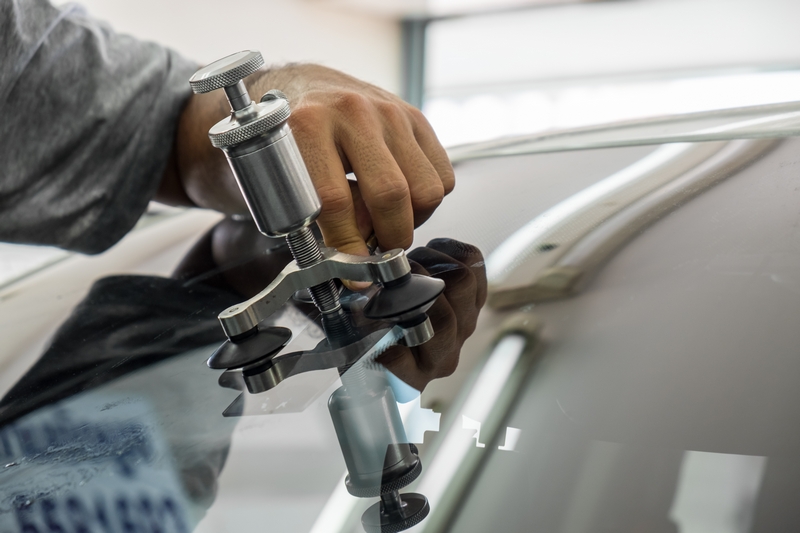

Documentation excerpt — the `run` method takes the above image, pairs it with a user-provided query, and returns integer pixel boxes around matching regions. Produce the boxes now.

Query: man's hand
[164,63,455,256]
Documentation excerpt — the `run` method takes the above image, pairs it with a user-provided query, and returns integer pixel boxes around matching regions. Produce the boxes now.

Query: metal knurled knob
[190,50,293,149]
[189,50,264,94]
[208,103,291,148]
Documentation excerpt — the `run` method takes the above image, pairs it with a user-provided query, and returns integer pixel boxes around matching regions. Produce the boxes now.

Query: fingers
[409,108,456,196]
[348,180,374,243]
[391,239,487,389]
[375,260,433,388]
[415,291,459,378]
[209,65,454,258]
[288,84,455,257]
[378,293,458,392]
[408,243,480,342]
[290,106,370,258]
[334,99,415,251]
[380,109,446,227]
[329,93,453,251]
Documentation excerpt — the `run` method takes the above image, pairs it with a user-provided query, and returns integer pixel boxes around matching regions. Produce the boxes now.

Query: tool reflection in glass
[213,238,487,533]
[190,50,445,369]
[217,320,431,532]
[331,361,430,533]
[208,236,487,532]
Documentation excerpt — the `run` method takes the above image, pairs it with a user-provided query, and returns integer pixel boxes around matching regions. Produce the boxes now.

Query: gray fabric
[0,0,198,253]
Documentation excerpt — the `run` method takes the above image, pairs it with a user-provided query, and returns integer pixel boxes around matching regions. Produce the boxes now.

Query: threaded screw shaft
[285,227,341,315]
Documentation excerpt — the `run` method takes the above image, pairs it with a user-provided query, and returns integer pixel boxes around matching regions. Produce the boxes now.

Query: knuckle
[376,100,406,125]
[441,165,456,194]
[413,181,445,212]
[371,178,410,210]
[334,91,371,114]
[289,104,325,133]
[316,183,352,216]
[405,105,428,125]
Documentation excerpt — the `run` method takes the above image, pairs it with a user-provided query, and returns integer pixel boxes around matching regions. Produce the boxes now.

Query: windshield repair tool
[330,364,430,533]
[215,326,431,532]
[191,51,436,533]
[190,51,444,373]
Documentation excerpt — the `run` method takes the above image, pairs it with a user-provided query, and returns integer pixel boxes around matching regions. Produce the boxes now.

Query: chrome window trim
[447,100,800,162]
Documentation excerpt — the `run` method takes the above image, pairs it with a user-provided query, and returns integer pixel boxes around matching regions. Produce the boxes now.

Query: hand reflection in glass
[375,239,487,392]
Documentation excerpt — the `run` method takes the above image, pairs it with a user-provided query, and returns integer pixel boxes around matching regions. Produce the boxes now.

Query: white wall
[74,0,402,93]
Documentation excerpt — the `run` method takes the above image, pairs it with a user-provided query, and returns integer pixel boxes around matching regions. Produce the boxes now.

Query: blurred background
[4,0,800,281]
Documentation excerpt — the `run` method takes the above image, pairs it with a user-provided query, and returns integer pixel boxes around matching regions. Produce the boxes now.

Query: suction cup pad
[207,326,292,370]
[361,493,430,533]
[363,274,445,322]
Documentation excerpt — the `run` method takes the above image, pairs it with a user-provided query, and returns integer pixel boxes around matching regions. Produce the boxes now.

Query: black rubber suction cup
[361,492,430,533]
[363,274,445,322]
[345,446,422,498]
[217,370,245,390]
[207,326,292,370]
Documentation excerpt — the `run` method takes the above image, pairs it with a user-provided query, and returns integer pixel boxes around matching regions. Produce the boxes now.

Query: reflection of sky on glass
[670,451,767,533]
[425,71,800,147]
[0,243,67,288]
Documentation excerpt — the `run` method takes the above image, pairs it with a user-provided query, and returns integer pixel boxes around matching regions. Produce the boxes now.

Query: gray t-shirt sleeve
[0,0,199,254]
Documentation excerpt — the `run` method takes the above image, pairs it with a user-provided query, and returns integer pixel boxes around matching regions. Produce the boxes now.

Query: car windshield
[1,106,799,533]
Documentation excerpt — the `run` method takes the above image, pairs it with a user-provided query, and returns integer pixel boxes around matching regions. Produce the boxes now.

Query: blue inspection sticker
[0,393,196,533]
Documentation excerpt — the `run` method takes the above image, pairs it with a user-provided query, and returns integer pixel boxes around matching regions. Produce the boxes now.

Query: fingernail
[344,280,373,291]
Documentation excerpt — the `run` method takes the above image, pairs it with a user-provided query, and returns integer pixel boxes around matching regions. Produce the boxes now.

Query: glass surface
[2,125,800,533]
[445,137,800,533]
[0,217,489,533]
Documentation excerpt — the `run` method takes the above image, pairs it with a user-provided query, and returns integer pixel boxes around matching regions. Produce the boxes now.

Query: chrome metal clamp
[191,51,444,375]
[219,247,409,337]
